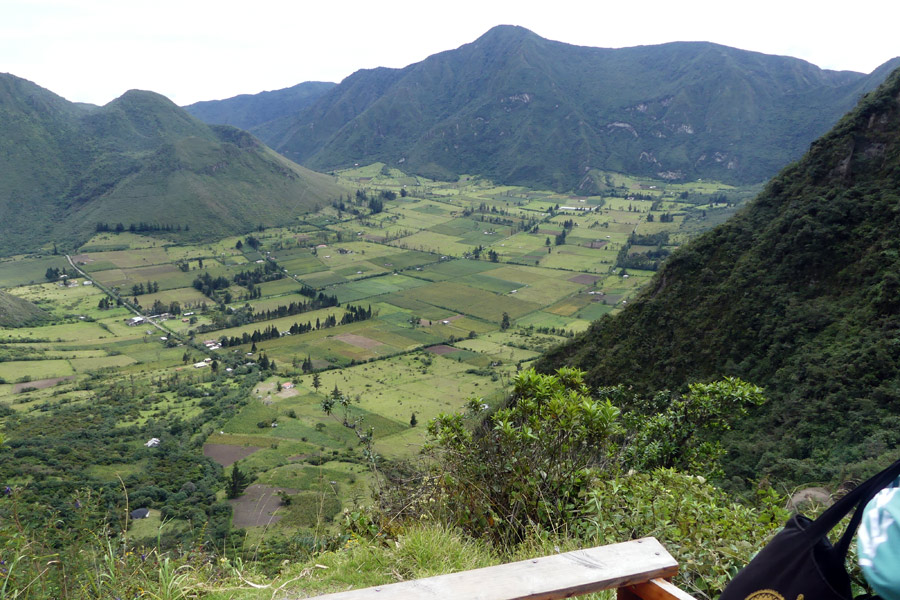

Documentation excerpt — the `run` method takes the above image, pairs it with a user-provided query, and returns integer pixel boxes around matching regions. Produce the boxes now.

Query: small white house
[145,438,160,448]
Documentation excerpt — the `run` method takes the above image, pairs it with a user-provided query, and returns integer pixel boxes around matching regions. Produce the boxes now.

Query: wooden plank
[304,537,679,600]
[618,585,644,600]
[628,578,698,600]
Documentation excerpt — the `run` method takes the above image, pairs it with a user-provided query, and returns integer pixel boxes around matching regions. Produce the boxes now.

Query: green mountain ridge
[194,26,899,191]
[0,74,345,256]
[537,65,900,484]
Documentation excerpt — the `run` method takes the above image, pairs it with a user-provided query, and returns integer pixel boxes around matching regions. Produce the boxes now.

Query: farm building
[145,438,160,448]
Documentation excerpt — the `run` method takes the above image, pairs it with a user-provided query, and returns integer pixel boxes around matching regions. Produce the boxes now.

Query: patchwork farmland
[0,164,749,543]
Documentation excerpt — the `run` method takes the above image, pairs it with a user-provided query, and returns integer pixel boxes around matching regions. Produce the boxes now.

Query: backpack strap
[805,458,900,556]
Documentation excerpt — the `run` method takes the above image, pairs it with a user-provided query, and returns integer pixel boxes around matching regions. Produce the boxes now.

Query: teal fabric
[859,475,900,600]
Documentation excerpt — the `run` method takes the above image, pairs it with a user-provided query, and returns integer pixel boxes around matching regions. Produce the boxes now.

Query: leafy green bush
[576,469,787,598]
[426,367,621,544]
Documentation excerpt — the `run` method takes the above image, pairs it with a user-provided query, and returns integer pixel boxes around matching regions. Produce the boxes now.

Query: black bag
[720,458,900,600]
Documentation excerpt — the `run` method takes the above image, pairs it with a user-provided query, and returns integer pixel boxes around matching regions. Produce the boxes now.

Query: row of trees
[95,222,188,233]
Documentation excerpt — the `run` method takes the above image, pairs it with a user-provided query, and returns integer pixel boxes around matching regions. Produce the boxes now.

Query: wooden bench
[304,537,696,600]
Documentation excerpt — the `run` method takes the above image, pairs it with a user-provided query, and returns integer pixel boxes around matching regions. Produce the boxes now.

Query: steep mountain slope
[0,290,50,327]
[184,81,335,130]
[244,26,899,191]
[538,67,900,483]
[0,74,345,256]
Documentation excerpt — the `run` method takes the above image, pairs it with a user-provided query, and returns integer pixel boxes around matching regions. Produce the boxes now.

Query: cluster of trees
[615,231,672,271]
[0,369,260,567]
[95,222,187,233]
[216,305,369,348]
[469,245,499,262]
[192,272,230,297]
[131,281,159,296]
[44,267,75,281]
[645,212,675,223]
[249,292,339,323]
[146,299,182,316]
[97,296,120,309]
[233,261,283,288]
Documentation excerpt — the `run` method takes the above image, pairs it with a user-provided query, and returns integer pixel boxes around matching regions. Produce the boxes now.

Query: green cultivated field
[0,164,750,539]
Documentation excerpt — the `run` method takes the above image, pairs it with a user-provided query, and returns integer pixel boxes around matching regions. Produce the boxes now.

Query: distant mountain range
[538,65,900,484]
[0,74,344,255]
[186,26,900,192]
[185,81,336,131]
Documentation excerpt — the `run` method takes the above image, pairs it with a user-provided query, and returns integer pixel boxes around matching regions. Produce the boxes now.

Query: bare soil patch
[425,344,457,355]
[277,388,300,398]
[229,484,298,528]
[585,241,609,249]
[14,376,75,393]
[203,444,262,467]
[568,274,603,285]
[334,333,384,350]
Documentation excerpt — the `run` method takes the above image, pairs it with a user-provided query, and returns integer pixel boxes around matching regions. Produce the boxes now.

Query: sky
[2,0,898,107]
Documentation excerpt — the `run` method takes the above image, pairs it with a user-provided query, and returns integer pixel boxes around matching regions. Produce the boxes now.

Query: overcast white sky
[2,0,898,107]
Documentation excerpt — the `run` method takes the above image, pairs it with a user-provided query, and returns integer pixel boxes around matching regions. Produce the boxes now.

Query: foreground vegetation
[2,369,790,599]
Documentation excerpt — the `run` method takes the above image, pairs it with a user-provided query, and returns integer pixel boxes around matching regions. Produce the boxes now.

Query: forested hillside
[208,26,900,192]
[539,66,900,484]
[0,75,344,255]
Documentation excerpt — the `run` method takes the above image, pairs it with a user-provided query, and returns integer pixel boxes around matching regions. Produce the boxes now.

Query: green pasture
[257,278,304,296]
[453,338,540,363]
[127,510,189,541]
[576,301,615,320]
[0,320,117,343]
[330,274,429,304]
[78,232,174,252]
[538,245,612,272]
[399,281,541,323]
[390,231,472,257]
[280,254,329,276]
[428,217,485,237]
[75,247,175,270]
[0,359,75,382]
[545,294,594,316]
[0,255,70,288]
[297,271,349,288]
[208,306,346,342]
[87,461,147,482]
[139,286,209,308]
[9,281,110,317]
[69,355,137,372]
[408,259,497,282]
[515,311,592,333]
[458,273,523,294]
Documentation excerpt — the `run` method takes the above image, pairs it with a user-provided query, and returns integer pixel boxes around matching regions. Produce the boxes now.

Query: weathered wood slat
[304,537,679,600]
[628,578,698,600]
